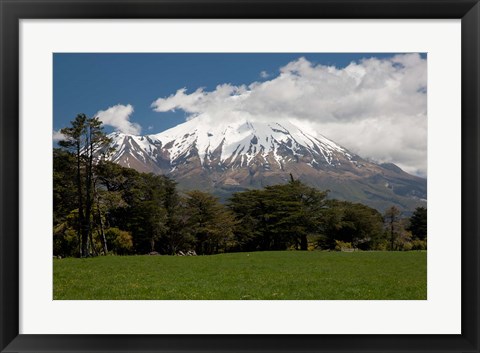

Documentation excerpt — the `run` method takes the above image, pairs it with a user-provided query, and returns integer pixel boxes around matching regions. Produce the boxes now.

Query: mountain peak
[117,117,348,170]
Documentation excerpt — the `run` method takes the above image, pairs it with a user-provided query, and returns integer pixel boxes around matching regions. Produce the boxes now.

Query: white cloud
[260,70,270,78]
[52,129,67,142]
[96,104,142,135]
[151,54,427,176]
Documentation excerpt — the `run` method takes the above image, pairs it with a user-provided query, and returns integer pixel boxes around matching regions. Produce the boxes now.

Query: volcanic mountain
[106,117,427,212]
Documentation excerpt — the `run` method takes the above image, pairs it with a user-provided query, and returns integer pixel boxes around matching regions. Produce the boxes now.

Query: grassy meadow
[53,251,426,300]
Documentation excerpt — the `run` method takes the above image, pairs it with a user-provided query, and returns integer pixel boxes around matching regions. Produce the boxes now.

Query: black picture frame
[1,1,479,352]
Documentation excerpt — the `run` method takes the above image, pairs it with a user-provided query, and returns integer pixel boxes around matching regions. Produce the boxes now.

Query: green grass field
[53,251,426,300]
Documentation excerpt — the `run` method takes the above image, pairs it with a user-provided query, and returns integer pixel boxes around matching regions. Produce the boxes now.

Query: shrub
[411,239,427,250]
[395,230,413,251]
[316,235,334,250]
[334,240,353,251]
[400,241,413,251]
[53,224,79,257]
[105,227,134,255]
[374,240,389,251]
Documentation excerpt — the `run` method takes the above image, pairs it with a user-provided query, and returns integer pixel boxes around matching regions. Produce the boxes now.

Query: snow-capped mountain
[110,119,353,171]
[107,117,427,212]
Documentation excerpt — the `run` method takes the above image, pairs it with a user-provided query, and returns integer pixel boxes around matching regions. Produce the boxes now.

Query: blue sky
[53,53,427,176]
[54,53,418,134]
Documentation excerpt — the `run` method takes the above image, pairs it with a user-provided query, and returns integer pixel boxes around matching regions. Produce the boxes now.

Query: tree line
[53,114,427,257]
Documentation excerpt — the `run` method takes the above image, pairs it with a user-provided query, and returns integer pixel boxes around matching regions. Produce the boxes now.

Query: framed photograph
[1,0,478,352]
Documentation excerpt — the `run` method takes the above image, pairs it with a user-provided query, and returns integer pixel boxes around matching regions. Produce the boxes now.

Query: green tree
[53,210,80,257]
[58,114,112,257]
[53,148,77,226]
[229,178,328,251]
[159,178,192,255]
[95,162,171,254]
[319,200,385,250]
[384,206,401,251]
[317,200,344,250]
[408,206,427,240]
[105,227,134,255]
[58,114,87,256]
[228,190,266,251]
[185,190,236,255]
[121,173,168,254]
[262,178,328,250]
[92,182,128,255]
[83,117,113,255]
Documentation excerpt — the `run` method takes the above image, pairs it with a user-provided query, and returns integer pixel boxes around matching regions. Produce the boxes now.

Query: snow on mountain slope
[109,116,355,171]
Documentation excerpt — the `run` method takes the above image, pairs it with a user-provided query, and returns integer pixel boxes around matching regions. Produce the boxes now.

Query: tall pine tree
[408,206,427,240]
[59,114,112,257]
[384,206,401,251]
